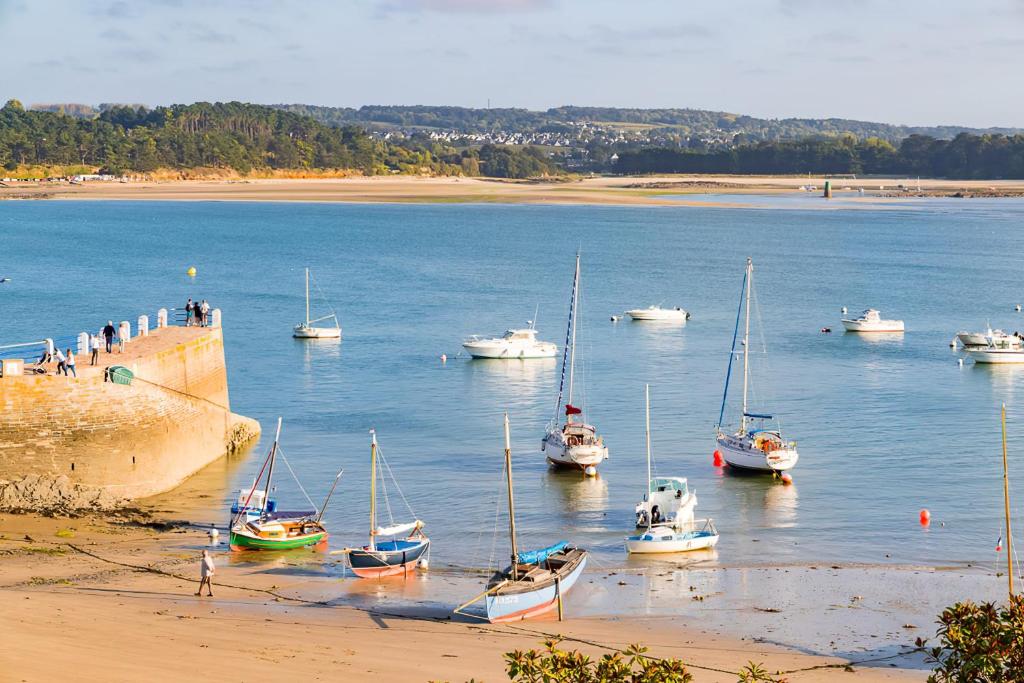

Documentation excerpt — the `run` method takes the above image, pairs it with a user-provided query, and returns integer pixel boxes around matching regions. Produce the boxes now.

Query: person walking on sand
[54,346,67,376]
[90,333,100,365]
[196,549,215,597]
[65,348,76,378]
[102,321,116,353]
[185,298,194,327]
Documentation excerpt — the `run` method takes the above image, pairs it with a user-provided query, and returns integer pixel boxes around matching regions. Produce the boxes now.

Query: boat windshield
[503,329,536,340]
[649,477,687,495]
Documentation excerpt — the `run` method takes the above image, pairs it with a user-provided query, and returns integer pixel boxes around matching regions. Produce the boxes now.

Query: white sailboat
[626,385,718,554]
[293,268,341,339]
[715,258,799,473]
[542,254,608,470]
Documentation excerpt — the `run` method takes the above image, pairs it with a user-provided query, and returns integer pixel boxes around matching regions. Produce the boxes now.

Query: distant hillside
[271,103,1022,144]
[2,100,559,178]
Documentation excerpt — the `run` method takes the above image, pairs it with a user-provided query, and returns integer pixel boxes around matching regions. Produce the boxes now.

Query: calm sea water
[3,197,1024,575]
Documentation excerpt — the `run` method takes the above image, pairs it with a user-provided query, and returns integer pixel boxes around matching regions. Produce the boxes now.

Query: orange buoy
[713,450,724,467]
[919,509,931,526]
[780,472,793,485]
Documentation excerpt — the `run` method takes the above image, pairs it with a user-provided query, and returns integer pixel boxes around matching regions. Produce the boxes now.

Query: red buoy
[919,509,931,526]
[713,450,724,467]
[780,472,793,485]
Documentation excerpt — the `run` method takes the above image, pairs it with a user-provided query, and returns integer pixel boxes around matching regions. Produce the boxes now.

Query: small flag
[996,535,1003,552]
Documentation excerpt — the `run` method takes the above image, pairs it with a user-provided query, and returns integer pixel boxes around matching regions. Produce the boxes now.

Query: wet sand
[3,174,1024,207]
[2,494,997,682]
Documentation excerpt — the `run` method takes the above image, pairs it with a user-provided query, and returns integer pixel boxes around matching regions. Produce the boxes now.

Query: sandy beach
[3,459,1005,683]
[3,174,1024,207]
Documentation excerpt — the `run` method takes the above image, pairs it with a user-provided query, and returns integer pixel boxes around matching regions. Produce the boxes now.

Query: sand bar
[3,174,1024,206]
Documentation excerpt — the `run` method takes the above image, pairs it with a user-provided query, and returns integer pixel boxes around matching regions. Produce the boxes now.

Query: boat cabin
[502,329,538,341]
[562,421,601,446]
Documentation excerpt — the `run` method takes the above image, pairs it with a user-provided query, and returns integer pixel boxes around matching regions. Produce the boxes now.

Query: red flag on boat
[996,535,1003,552]
[565,404,582,416]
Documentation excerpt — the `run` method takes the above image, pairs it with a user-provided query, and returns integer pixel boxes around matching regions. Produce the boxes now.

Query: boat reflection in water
[540,467,609,518]
[763,481,799,529]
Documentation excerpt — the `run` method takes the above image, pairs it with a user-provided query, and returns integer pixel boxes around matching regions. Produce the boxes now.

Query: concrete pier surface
[0,321,260,508]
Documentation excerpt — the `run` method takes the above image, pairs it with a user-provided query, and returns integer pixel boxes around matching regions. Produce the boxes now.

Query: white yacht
[542,254,609,471]
[462,325,557,359]
[967,332,1024,364]
[957,327,1020,348]
[841,309,904,333]
[715,258,799,473]
[626,306,690,322]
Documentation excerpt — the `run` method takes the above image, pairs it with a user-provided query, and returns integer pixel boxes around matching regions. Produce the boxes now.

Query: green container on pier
[108,366,134,386]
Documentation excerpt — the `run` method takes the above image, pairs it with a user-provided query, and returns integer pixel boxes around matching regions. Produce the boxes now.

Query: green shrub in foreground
[928,595,1024,682]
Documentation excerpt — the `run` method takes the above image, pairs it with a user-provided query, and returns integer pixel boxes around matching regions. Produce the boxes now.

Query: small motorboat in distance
[841,308,904,333]
[957,327,1021,348]
[462,323,557,359]
[293,268,342,339]
[626,305,690,322]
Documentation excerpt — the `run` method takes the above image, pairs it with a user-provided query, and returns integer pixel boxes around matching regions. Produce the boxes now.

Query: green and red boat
[229,418,342,552]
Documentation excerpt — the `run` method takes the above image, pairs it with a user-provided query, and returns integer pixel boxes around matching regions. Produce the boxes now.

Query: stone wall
[0,326,260,500]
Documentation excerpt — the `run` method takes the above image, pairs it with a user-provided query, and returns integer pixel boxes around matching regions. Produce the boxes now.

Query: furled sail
[372,520,423,537]
[516,541,568,565]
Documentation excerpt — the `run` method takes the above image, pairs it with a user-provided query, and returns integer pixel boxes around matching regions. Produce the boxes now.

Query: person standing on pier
[185,298,194,327]
[89,333,100,365]
[196,549,215,597]
[102,321,116,353]
[200,299,210,327]
[65,348,76,378]
[54,346,66,375]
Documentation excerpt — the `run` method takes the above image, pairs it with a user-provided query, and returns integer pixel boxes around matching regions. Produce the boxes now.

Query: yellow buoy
[187,266,197,277]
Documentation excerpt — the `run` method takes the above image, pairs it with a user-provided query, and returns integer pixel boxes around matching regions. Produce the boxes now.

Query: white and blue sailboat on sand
[334,429,429,578]
[456,413,588,623]
[626,385,719,554]
[715,257,799,473]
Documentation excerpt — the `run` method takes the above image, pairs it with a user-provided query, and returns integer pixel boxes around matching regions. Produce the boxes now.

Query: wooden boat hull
[485,550,587,623]
[229,529,327,551]
[348,538,429,578]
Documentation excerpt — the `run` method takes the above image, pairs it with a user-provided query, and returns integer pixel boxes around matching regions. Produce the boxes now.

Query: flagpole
[1002,403,1014,599]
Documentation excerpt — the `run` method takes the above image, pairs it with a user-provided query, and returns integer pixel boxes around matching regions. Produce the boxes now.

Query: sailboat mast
[261,417,282,521]
[1002,404,1014,598]
[645,384,651,491]
[504,413,519,581]
[740,257,752,434]
[305,268,310,326]
[567,254,580,408]
[369,430,378,551]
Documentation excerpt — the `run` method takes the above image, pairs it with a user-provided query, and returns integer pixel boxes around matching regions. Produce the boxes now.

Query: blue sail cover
[516,541,568,565]
[743,412,773,420]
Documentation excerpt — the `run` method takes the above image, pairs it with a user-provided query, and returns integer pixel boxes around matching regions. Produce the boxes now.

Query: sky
[1,0,1022,127]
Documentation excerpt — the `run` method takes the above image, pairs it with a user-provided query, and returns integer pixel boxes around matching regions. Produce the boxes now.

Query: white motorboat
[841,308,904,333]
[542,254,609,470]
[626,306,690,322]
[462,325,557,359]
[632,386,697,529]
[293,268,342,339]
[968,339,1024,364]
[715,258,799,473]
[628,387,719,555]
[957,327,1020,348]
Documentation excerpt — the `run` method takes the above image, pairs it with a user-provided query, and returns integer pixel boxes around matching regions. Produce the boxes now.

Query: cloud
[99,27,134,42]
[375,0,552,14]
[808,30,860,45]
[590,22,713,42]
[171,21,237,44]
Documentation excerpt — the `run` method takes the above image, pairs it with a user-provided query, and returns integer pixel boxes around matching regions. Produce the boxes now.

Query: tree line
[613,133,1024,179]
[0,100,559,179]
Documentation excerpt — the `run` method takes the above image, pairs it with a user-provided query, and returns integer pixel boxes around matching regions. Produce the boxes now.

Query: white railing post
[211,309,222,328]
[157,308,168,328]
[138,315,149,337]
[77,332,89,355]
